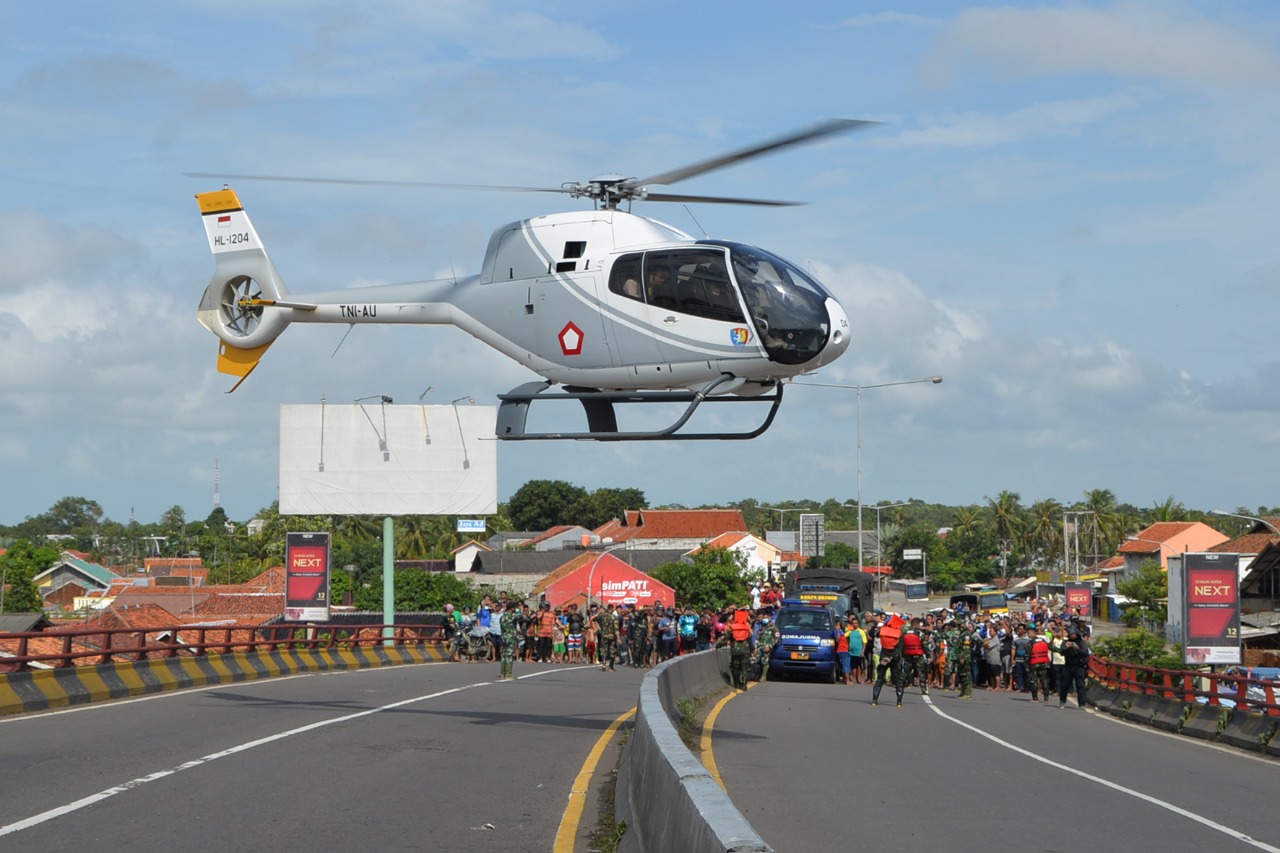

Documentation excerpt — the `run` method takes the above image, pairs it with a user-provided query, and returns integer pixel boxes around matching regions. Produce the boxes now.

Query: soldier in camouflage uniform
[1026,625,1052,702]
[717,609,753,690]
[751,611,780,681]
[949,620,974,699]
[630,605,650,668]
[893,617,930,705]
[499,602,520,681]
[594,603,619,671]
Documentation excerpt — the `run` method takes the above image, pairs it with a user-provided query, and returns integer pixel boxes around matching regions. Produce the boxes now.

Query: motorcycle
[449,620,491,663]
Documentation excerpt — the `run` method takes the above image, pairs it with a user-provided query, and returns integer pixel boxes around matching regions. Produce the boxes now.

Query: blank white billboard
[279,403,498,516]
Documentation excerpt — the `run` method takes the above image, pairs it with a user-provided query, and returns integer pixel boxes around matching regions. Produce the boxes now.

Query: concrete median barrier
[616,649,772,853]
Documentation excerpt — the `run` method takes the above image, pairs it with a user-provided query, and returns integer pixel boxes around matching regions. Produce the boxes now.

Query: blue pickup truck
[767,601,841,683]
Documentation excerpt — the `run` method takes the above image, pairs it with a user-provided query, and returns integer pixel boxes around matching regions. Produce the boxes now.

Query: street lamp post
[1209,510,1280,537]
[586,542,630,608]
[798,376,943,572]
[872,502,908,566]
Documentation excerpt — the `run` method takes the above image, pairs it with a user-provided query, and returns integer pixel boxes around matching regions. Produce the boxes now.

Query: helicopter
[193,118,873,440]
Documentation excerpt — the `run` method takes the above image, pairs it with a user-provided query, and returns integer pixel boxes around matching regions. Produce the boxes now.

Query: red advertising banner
[1064,582,1092,623]
[1183,552,1240,665]
[285,532,331,622]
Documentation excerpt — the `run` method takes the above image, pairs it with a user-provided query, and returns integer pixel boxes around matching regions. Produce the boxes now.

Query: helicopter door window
[608,253,645,302]
[642,249,742,322]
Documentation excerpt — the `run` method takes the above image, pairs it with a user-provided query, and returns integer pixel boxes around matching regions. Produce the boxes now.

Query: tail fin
[195,188,292,390]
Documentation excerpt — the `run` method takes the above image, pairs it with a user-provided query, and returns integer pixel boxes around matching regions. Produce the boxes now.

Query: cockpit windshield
[702,241,832,365]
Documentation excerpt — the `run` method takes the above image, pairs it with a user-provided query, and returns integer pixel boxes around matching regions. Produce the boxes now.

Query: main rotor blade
[183,172,568,195]
[631,118,879,189]
[641,192,802,207]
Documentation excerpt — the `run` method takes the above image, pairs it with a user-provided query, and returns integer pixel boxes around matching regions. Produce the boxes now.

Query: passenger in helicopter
[646,266,677,309]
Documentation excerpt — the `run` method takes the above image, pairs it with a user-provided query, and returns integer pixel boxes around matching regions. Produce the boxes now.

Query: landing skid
[494,375,784,441]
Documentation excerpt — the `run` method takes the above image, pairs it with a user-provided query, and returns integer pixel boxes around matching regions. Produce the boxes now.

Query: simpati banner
[1182,552,1240,665]
[285,532,331,622]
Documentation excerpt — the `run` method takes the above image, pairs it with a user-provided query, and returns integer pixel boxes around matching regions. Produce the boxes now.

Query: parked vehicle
[768,602,840,683]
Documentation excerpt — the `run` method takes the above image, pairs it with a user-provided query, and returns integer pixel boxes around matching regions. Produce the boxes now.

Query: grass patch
[587,727,630,853]
[676,695,708,750]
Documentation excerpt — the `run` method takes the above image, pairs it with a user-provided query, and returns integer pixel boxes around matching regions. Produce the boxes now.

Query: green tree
[582,487,647,528]
[1149,496,1186,523]
[506,480,589,531]
[951,505,984,537]
[811,540,860,569]
[986,490,1023,569]
[1116,560,1168,628]
[0,540,57,612]
[650,547,748,611]
[1092,629,1183,668]
[1026,498,1063,568]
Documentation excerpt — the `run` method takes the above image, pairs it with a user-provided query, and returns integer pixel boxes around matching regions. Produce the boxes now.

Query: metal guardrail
[0,623,446,672]
[1090,657,1280,715]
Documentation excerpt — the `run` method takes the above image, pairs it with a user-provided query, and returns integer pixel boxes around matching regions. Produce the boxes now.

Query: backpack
[730,610,752,642]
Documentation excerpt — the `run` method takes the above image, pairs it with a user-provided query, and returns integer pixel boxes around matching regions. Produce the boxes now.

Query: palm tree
[952,506,984,537]
[1149,496,1186,523]
[396,516,435,560]
[335,515,381,545]
[1027,498,1064,569]
[986,491,1023,567]
[1078,488,1124,562]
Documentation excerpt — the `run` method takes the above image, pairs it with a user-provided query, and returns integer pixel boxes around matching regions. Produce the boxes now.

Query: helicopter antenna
[682,204,708,238]
[448,256,458,285]
[331,323,356,358]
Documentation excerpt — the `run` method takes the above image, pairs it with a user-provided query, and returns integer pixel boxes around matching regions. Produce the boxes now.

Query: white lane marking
[0,680,491,838]
[0,673,323,723]
[922,696,1280,853]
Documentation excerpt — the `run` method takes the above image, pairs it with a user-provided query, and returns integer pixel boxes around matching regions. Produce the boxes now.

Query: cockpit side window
[608,253,645,302]
[642,249,744,322]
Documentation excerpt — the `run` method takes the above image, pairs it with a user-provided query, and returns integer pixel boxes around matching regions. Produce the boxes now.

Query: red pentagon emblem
[558,321,584,356]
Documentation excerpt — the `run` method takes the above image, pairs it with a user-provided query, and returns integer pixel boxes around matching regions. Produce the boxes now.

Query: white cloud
[882,95,1136,149]
[828,11,942,29]
[922,3,1280,90]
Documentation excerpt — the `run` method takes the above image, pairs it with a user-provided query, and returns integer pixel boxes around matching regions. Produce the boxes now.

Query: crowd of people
[852,601,1094,709]
[441,590,1094,710]
[441,594,781,678]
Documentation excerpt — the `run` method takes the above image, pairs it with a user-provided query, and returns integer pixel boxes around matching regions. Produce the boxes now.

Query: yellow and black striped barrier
[0,644,449,716]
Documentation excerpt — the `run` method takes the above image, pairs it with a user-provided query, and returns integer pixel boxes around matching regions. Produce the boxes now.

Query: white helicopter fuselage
[197,191,849,395]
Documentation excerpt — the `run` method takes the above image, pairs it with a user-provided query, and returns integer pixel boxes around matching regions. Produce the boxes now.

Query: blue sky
[2,1,1278,526]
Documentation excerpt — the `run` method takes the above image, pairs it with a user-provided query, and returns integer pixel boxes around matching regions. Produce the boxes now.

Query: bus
[888,578,929,602]
[951,584,1009,616]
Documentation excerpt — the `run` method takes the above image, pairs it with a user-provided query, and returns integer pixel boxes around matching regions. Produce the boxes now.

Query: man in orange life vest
[1026,624,1052,703]
[717,608,754,690]
[893,616,930,706]
[871,612,903,706]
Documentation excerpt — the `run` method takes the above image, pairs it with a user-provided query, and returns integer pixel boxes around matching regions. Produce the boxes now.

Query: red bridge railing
[1089,657,1280,716]
[0,622,447,673]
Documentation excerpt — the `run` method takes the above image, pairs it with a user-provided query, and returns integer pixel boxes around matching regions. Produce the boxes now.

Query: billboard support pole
[383,516,395,645]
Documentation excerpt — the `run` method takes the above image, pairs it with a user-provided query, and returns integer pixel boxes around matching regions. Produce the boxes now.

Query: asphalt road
[0,660,643,852]
[711,679,1280,853]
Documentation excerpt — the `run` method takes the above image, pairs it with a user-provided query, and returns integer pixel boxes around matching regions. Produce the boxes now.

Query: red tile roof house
[1117,521,1229,578]
[594,509,748,550]
[685,532,781,577]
